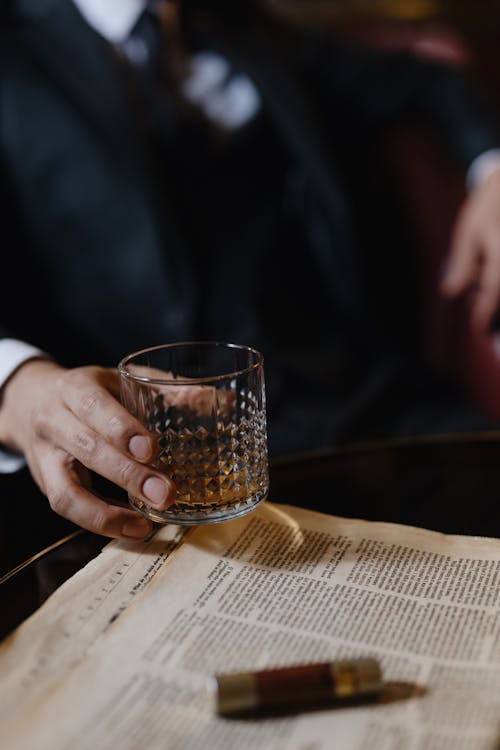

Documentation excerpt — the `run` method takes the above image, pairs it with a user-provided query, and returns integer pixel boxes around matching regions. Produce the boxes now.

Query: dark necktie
[118,1,187,93]
[115,3,198,158]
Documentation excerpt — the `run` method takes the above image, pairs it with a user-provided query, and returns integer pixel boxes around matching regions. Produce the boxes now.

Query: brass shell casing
[214,657,383,716]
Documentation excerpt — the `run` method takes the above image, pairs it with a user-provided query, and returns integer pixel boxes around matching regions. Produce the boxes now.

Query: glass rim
[117,340,264,385]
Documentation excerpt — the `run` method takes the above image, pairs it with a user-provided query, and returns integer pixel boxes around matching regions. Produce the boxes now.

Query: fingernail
[129,435,153,461]
[122,517,153,539]
[143,476,171,507]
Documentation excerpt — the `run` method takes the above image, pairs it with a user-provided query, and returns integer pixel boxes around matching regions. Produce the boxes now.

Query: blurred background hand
[441,166,500,331]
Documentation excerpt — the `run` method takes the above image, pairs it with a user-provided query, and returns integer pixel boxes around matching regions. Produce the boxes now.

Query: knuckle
[74,430,98,458]
[78,389,102,416]
[91,509,110,536]
[107,414,130,439]
[49,489,71,517]
[117,458,137,486]
[54,369,74,392]
[32,409,49,439]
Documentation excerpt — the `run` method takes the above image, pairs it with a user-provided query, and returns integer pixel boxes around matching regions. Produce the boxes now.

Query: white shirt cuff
[466,149,500,191]
[0,339,48,474]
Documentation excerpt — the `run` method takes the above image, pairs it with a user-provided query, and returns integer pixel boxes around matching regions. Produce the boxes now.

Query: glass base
[128,490,268,526]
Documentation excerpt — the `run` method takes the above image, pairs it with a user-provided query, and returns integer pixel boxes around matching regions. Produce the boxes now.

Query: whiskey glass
[118,341,269,525]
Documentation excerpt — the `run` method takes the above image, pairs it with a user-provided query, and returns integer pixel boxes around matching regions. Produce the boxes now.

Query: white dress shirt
[1,0,500,472]
[0,340,47,471]
[73,0,261,130]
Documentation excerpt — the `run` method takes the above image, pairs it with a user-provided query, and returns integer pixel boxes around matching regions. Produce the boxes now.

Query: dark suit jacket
[2,0,500,452]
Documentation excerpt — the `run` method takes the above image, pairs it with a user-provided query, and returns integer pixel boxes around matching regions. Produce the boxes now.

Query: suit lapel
[12,0,198,344]
[16,0,137,160]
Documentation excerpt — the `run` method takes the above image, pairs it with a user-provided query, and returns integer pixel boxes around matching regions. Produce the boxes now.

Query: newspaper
[1,502,500,749]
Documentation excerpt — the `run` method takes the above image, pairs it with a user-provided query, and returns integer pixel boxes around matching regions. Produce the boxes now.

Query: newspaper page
[1,502,500,750]
[0,523,188,728]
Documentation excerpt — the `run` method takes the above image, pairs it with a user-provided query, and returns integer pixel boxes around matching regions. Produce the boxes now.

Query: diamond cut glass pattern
[118,342,269,525]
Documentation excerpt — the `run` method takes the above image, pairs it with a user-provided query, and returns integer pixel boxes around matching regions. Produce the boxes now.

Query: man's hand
[441,167,500,332]
[0,360,176,538]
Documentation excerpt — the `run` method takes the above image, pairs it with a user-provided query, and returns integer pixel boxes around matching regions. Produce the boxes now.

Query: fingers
[178,384,235,417]
[441,220,479,299]
[59,368,157,460]
[7,363,177,537]
[442,172,500,331]
[442,221,500,332]
[41,406,176,511]
[27,366,176,513]
[471,236,500,331]
[42,450,154,539]
[124,365,235,416]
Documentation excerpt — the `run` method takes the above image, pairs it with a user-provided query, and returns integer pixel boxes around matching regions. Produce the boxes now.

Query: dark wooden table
[2,431,500,640]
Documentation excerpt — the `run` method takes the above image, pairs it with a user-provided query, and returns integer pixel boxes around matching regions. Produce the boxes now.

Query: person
[2,0,500,544]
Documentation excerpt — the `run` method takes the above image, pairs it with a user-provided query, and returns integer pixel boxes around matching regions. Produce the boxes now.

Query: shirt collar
[71,0,147,43]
